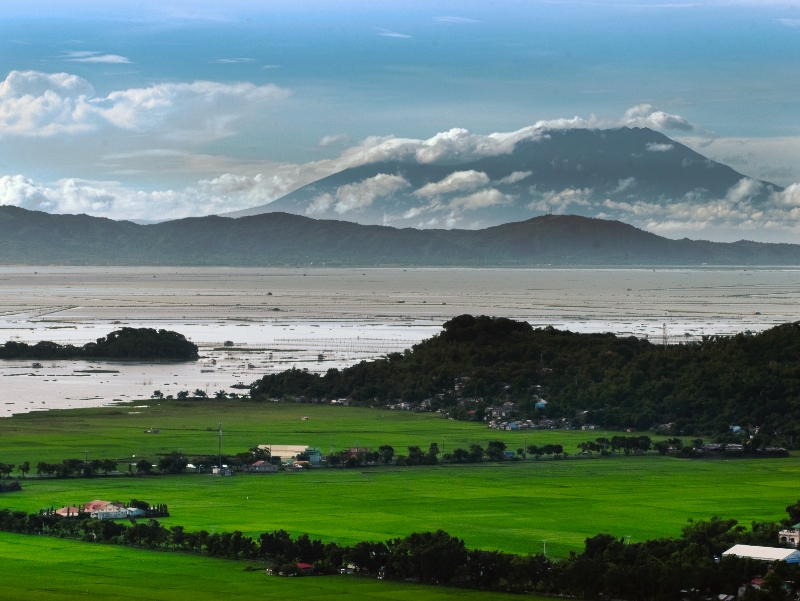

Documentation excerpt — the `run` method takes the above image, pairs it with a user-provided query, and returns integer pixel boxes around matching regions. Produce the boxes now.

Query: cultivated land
[0,401,606,465]
[1,403,799,557]
[0,532,524,601]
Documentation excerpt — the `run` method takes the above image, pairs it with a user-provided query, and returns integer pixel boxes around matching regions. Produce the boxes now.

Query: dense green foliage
[0,327,198,360]
[2,505,799,599]
[252,315,800,441]
[4,205,800,266]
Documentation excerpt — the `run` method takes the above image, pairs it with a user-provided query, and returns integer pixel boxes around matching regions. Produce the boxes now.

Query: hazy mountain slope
[2,206,800,266]
[224,127,780,229]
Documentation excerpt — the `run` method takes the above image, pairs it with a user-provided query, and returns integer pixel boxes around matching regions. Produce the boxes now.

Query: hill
[251,315,800,444]
[224,127,781,229]
[2,206,800,265]
[0,328,198,361]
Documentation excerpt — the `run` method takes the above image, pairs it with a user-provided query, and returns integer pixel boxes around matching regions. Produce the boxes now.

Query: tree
[136,459,153,474]
[485,441,507,461]
[654,441,670,456]
[18,461,29,478]
[176,390,189,400]
[193,389,207,398]
[101,459,118,474]
[378,445,395,464]
[0,463,15,478]
[427,443,440,465]
[151,390,164,399]
[214,390,227,399]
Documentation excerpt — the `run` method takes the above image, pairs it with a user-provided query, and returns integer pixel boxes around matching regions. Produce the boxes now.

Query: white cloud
[646,142,674,152]
[434,16,479,23]
[778,18,800,27]
[0,70,291,140]
[332,173,410,214]
[450,188,512,210]
[65,53,132,64]
[612,177,636,193]
[414,170,490,197]
[528,188,593,212]
[318,133,350,147]
[378,31,412,39]
[497,171,532,185]
[213,58,257,64]
[725,177,764,203]
[620,104,693,131]
[305,193,334,215]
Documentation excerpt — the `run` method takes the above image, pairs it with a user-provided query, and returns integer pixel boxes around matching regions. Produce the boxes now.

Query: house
[722,545,800,563]
[55,506,81,517]
[83,500,129,520]
[534,399,548,410]
[258,444,322,465]
[212,467,233,476]
[296,562,313,574]
[246,460,278,473]
[779,525,800,547]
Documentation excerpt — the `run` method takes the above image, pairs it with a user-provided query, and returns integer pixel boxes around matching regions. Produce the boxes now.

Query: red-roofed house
[55,506,81,517]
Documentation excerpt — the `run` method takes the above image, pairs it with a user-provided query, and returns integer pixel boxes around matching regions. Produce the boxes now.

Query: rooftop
[722,545,800,563]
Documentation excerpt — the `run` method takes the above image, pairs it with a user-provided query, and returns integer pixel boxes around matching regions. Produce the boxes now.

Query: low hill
[0,328,198,361]
[251,315,800,443]
[2,206,800,265]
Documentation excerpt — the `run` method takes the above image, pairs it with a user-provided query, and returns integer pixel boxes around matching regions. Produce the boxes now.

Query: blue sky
[1,0,799,239]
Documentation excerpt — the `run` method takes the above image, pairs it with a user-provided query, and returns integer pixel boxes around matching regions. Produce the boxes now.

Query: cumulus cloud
[318,133,350,147]
[332,173,410,214]
[0,70,291,139]
[527,188,593,213]
[620,104,693,131]
[414,170,490,197]
[646,142,674,152]
[498,171,532,185]
[450,188,512,210]
[305,193,334,215]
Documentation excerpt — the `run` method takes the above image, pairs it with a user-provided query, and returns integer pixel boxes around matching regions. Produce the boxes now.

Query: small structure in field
[245,460,277,473]
[722,544,800,563]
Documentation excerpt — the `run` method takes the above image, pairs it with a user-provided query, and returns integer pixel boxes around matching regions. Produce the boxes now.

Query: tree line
[4,501,800,599]
[0,328,198,360]
[249,315,800,446]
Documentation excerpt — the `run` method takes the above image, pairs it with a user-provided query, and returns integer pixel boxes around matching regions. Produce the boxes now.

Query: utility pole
[542,540,547,557]
[218,422,222,469]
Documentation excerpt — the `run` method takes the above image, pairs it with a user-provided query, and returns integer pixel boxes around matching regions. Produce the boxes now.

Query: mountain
[223,127,781,229]
[2,206,800,265]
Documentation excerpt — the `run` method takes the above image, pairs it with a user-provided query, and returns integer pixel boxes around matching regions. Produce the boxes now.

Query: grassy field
[3,456,799,557]
[0,532,523,601]
[0,400,619,465]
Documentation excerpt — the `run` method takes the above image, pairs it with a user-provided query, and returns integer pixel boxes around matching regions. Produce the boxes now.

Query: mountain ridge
[1,205,800,266]
[223,127,781,230]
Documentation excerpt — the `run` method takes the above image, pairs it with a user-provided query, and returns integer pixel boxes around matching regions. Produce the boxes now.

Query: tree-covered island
[0,327,198,361]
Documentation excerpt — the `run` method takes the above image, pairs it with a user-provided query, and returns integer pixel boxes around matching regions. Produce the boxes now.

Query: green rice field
[3,455,799,557]
[0,400,615,465]
[0,532,523,601]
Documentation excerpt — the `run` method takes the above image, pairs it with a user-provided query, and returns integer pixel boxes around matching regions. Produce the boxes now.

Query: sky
[0,0,799,241]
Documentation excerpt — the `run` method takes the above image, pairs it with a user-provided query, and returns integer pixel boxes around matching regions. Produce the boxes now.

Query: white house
[722,544,800,563]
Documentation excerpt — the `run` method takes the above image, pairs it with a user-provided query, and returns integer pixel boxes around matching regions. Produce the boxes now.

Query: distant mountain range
[2,206,800,266]
[223,127,780,229]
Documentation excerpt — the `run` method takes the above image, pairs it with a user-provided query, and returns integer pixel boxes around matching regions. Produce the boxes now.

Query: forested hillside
[251,315,800,443]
